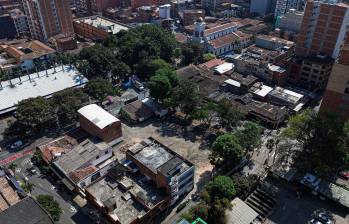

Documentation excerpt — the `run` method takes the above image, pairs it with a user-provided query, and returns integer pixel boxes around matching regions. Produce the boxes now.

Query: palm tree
[22,181,35,194]
[8,163,17,171]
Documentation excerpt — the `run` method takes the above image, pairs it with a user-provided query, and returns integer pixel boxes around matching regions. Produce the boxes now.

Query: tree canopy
[52,88,88,126]
[7,97,56,137]
[282,109,349,175]
[36,195,62,221]
[234,121,262,151]
[210,133,245,167]
[216,99,244,130]
[148,68,178,101]
[171,79,200,118]
[84,78,117,102]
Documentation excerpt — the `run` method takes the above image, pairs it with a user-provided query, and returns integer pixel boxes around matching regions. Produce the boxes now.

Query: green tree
[52,88,89,126]
[202,176,236,203]
[231,174,258,199]
[148,68,178,101]
[203,53,216,62]
[171,80,200,119]
[282,109,349,175]
[135,58,172,80]
[8,163,17,171]
[6,97,56,137]
[215,99,244,130]
[210,133,245,167]
[21,181,35,193]
[234,121,262,151]
[78,44,117,79]
[110,61,131,82]
[116,24,176,66]
[84,78,117,102]
[36,195,62,221]
[181,43,204,65]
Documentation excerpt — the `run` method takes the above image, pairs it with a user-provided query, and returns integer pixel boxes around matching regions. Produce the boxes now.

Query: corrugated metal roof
[226,198,259,224]
[78,104,119,129]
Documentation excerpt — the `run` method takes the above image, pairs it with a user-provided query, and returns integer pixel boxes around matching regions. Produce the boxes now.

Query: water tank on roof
[159,4,171,19]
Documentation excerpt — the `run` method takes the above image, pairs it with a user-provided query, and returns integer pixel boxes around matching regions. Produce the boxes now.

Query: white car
[10,140,23,150]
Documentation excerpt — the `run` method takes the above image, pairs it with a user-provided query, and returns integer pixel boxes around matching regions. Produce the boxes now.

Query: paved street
[11,153,94,224]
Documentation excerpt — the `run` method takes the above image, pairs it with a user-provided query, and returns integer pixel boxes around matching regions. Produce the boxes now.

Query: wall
[73,20,109,40]
[79,114,122,143]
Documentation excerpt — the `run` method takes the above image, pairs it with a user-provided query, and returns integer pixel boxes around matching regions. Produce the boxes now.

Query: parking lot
[266,178,349,224]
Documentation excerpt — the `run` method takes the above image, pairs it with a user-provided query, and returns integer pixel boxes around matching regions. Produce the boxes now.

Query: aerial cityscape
[0,0,348,223]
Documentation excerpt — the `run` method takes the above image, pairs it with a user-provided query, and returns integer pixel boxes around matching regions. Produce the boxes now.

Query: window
[96,155,100,159]
[105,150,109,155]
[91,172,101,182]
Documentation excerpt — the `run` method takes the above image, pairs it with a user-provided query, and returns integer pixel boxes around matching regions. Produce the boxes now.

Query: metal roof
[226,198,259,224]
[78,104,119,129]
[0,65,88,114]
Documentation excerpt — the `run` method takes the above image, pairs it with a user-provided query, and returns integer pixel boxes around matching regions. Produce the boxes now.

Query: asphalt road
[13,154,95,224]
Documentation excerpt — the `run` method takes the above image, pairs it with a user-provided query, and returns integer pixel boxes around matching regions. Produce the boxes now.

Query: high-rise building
[320,30,349,120]
[23,0,74,41]
[274,0,305,16]
[250,0,276,16]
[295,0,349,59]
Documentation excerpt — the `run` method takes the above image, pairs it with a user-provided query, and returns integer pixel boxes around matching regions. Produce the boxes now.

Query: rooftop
[127,138,192,177]
[204,21,238,36]
[0,40,55,62]
[0,176,21,211]
[86,173,165,224]
[198,58,225,69]
[0,65,88,114]
[74,16,130,34]
[226,198,258,224]
[0,197,54,224]
[38,135,78,164]
[256,35,295,48]
[53,139,110,183]
[78,104,120,129]
[269,87,304,104]
[249,82,273,97]
[208,31,251,49]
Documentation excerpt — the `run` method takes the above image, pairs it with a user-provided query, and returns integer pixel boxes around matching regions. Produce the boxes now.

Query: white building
[274,0,304,17]
[159,4,171,19]
[277,9,304,33]
[193,19,252,55]
[52,138,116,191]
[0,65,88,114]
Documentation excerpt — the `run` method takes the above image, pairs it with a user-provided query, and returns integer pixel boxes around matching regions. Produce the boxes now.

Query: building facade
[277,9,304,33]
[275,0,304,16]
[320,32,349,120]
[295,0,349,59]
[23,0,74,41]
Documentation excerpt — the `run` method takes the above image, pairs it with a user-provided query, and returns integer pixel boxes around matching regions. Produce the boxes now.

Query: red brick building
[320,30,349,120]
[23,0,74,41]
[78,104,123,145]
[296,0,349,59]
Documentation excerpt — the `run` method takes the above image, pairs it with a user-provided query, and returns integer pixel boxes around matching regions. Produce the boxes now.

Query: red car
[339,171,349,180]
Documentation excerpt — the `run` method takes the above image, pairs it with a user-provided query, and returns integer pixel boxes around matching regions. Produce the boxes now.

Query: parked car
[9,140,23,150]
[309,219,323,224]
[339,170,349,180]
[316,211,333,224]
[301,173,322,189]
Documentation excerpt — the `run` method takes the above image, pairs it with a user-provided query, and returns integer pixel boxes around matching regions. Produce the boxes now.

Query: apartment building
[250,0,276,16]
[126,137,195,206]
[277,9,304,33]
[295,0,348,59]
[22,0,74,41]
[275,0,304,16]
[51,138,116,191]
[320,31,349,120]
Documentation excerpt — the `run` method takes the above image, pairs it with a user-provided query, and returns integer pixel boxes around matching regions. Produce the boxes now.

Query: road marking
[69,206,77,213]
